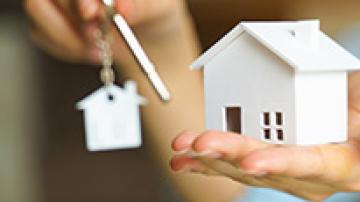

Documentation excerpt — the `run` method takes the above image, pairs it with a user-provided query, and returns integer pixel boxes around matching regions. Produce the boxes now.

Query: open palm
[171,72,360,201]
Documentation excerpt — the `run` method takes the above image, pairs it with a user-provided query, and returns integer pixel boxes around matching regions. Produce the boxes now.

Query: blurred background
[1,0,360,201]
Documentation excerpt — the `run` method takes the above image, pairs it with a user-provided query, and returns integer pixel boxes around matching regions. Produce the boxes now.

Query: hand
[25,1,244,201]
[170,72,360,201]
[24,0,179,64]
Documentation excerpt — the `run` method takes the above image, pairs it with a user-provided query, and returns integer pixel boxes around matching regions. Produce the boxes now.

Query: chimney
[292,20,320,50]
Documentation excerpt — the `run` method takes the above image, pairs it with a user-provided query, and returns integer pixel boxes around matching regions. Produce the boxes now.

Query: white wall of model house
[192,20,360,145]
[204,33,296,144]
[294,72,347,145]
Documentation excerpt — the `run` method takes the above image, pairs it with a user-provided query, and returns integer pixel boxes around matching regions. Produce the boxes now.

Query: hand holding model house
[171,20,360,201]
[24,1,360,199]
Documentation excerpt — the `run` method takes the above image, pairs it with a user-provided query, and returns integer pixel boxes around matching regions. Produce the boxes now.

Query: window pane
[277,129,284,141]
[226,107,241,134]
[264,129,271,140]
[276,112,283,125]
[263,112,270,125]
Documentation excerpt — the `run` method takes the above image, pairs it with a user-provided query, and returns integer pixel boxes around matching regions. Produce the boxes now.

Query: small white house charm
[77,81,147,151]
[191,20,360,145]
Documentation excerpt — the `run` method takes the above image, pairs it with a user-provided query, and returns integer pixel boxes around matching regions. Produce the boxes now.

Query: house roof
[191,20,360,72]
[77,81,147,110]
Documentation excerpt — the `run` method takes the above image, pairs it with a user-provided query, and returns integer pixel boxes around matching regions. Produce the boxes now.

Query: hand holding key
[24,0,178,64]
[101,0,170,101]
[25,0,173,101]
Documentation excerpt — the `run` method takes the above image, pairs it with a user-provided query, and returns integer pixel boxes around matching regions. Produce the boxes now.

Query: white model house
[191,20,360,145]
[77,81,147,151]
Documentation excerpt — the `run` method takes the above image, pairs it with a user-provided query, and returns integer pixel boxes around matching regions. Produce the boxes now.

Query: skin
[171,72,360,201]
[27,0,360,200]
[24,0,243,201]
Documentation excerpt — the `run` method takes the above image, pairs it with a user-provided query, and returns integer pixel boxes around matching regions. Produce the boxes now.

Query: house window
[263,112,270,126]
[276,112,283,126]
[277,129,284,141]
[261,112,272,140]
[225,107,242,134]
[264,129,271,140]
[261,111,285,142]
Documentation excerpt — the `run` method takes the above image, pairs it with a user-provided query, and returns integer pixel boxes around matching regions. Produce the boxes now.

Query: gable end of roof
[190,24,244,69]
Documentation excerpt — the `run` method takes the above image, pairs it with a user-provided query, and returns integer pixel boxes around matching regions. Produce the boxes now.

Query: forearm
[114,2,243,201]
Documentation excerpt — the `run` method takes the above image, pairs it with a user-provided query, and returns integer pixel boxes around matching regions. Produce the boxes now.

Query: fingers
[114,0,178,25]
[25,0,90,62]
[171,131,270,174]
[32,29,100,64]
[190,131,270,163]
[170,155,220,176]
[170,153,271,188]
[197,157,270,187]
[30,27,79,62]
[24,0,179,63]
[171,131,356,183]
[171,131,271,168]
[77,0,179,24]
[240,146,323,177]
[78,0,173,25]
[78,0,100,21]
[240,144,355,182]
[171,131,359,200]
[172,131,199,152]
[170,152,270,188]
[172,130,271,162]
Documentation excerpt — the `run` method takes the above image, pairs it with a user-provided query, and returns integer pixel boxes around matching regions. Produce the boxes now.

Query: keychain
[102,0,171,102]
[77,7,147,151]
[77,0,170,151]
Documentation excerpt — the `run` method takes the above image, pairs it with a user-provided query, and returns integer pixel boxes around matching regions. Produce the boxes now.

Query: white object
[112,14,170,102]
[191,20,360,145]
[77,81,147,151]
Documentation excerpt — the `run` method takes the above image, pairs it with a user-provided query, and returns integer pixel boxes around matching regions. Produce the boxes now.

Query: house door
[225,107,242,134]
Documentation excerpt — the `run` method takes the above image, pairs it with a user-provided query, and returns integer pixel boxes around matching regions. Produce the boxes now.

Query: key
[102,0,171,102]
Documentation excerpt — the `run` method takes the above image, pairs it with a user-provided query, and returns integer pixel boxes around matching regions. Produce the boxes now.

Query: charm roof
[77,81,147,110]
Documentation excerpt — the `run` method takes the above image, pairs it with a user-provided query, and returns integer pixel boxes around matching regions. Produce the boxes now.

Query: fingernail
[187,150,222,159]
[82,0,98,20]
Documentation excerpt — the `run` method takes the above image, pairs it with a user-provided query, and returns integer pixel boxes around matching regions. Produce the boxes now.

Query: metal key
[102,0,171,102]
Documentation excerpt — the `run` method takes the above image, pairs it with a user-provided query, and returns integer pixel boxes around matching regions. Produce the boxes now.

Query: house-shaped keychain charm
[191,20,360,145]
[77,81,147,151]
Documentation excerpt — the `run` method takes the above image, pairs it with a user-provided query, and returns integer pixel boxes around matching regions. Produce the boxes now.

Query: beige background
[1,1,360,201]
